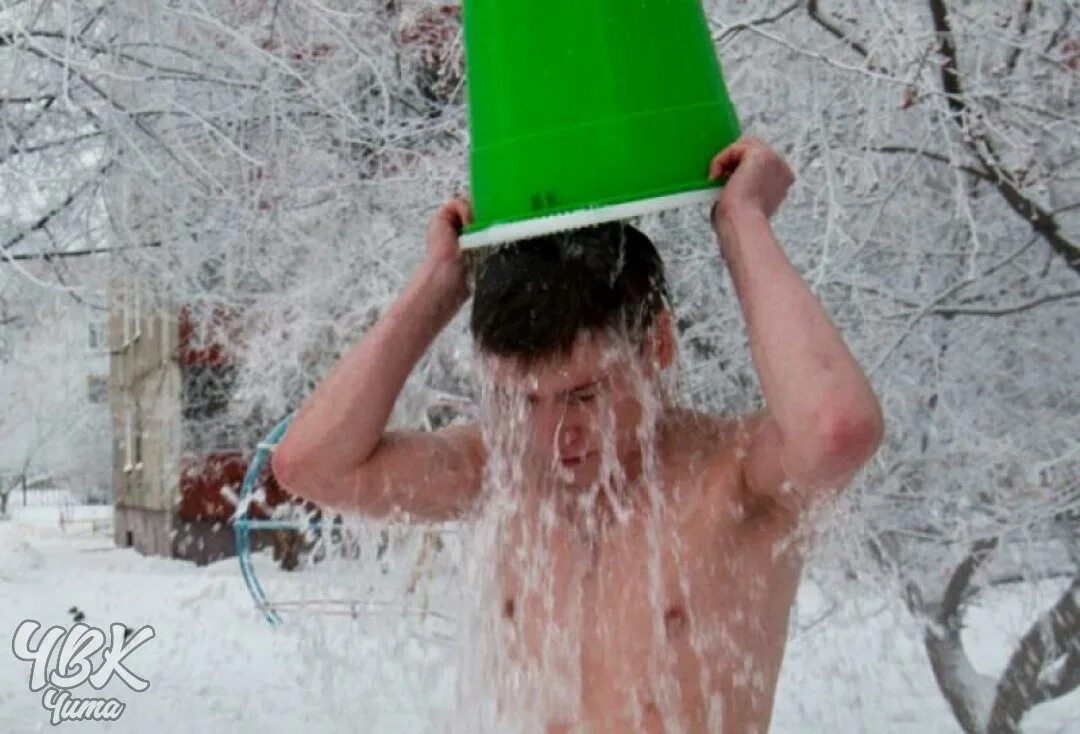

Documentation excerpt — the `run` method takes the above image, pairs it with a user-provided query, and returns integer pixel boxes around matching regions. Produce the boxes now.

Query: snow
[1,505,1076,733]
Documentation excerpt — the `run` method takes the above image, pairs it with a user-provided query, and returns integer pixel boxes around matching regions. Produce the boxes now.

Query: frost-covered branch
[710,1,800,46]
[805,0,879,70]
[928,289,1080,318]
[927,0,1080,276]
[987,575,1080,731]
[921,538,1000,734]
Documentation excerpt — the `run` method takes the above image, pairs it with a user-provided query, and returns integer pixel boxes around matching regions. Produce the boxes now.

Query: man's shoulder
[660,407,744,496]
[661,406,763,463]
[661,407,784,526]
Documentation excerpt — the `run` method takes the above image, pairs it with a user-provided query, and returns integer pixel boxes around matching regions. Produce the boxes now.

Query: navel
[503,596,516,620]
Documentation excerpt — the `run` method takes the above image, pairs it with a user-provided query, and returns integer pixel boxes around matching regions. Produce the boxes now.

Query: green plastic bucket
[458,0,740,249]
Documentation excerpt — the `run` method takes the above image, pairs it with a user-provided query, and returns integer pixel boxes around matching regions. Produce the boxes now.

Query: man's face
[483,332,660,488]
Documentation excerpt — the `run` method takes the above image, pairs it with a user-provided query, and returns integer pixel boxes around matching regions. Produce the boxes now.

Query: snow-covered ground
[0,505,1075,733]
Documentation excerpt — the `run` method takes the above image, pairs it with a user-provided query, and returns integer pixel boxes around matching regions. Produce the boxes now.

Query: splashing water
[446,323,803,734]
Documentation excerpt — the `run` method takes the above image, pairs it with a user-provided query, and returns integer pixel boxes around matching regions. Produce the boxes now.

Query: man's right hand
[273,194,485,522]
[424,197,473,300]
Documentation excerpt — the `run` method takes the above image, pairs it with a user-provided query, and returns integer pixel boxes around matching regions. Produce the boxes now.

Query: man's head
[469,221,675,487]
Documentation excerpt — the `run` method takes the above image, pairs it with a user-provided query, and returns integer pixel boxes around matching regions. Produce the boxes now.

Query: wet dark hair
[469,221,670,365]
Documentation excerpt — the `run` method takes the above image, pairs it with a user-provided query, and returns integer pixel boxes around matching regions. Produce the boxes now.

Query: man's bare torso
[492,409,804,734]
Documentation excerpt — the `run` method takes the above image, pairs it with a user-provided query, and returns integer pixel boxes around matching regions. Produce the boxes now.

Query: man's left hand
[708,136,795,224]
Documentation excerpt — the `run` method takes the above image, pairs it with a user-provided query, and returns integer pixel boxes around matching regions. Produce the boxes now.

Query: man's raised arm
[272,199,484,521]
[708,137,884,518]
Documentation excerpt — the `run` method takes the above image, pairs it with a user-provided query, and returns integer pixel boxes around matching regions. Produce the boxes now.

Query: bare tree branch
[987,575,1080,731]
[1004,0,1035,76]
[0,93,56,105]
[1,160,114,253]
[712,2,801,45]
[929,290,1080,318]
[942,537,999,624]
[865,144,994,183]
[870,236,1041,374]
[1032,651,1080,705]
[924,537,1000,734]
[927,0,965,118]
[927,0,1080,277]
[805,0,884,71]
[1043,4,1074,55]
[0,241,162,263]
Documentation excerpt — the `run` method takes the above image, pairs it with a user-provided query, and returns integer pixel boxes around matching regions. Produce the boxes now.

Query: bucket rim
[458,187,718,249]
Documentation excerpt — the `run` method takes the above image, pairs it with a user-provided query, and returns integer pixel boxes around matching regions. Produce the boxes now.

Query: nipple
[663,604,688,637]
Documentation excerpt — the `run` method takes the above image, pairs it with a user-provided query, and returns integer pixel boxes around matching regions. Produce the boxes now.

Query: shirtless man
[272,136,884,733]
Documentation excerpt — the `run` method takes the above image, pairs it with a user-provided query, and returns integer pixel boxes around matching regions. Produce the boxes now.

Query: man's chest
[495,491,801,682]
[497,500,724,661]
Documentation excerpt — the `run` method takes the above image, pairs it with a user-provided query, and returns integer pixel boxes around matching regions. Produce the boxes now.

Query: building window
[132,287,142,343]
[87,375,108,404]
[119,289,129,347]
[122,285,141,347]
[123,401,143,473]
[88,321,108,351]
[161,313,171,364]
[124,404,134,472]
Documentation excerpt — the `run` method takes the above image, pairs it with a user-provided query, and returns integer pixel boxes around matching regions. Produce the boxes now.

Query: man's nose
[558,426,584,452]
[556,415,588,451]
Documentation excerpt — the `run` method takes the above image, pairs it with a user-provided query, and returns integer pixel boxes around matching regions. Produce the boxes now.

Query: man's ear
[641,309,675,371]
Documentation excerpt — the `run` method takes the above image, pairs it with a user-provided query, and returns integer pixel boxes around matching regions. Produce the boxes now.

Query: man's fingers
[452,198,474,226]
[709,133,773,180]
[708,153,738,181]
[708,141,749,180]
[434,198,473,232]
[444,204,469,233]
